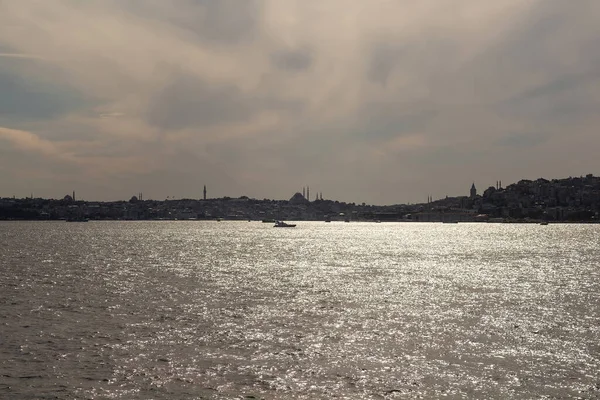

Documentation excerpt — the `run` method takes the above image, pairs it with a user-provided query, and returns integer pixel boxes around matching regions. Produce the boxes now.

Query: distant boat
[274,221,296,228]
[262,219,275,223]
[540,221,549,225]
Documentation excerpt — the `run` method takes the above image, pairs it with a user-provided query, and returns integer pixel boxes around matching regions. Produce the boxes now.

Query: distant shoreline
[2,174,599,223]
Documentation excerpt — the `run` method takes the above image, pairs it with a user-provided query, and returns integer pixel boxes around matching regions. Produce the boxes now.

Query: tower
[470,183,477,199]
[303,187,305,198]
[307,186,310,202]
[203,185,207,200]
[73,191,75,201]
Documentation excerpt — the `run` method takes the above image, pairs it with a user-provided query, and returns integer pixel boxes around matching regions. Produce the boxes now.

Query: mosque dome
[289,192,308,204]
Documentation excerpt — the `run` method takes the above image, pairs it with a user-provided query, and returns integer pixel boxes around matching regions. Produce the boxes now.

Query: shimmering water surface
[1,221,599,399]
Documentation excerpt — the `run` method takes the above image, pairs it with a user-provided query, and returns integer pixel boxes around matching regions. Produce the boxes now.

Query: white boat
[274,221,296,228]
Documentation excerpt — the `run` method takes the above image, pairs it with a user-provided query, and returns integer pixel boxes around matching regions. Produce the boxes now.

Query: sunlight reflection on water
[1,221,600,398]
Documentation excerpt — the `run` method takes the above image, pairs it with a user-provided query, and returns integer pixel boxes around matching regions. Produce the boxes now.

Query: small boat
[262,219,275,223]
[274,221,296,228]
[540,221,549,225]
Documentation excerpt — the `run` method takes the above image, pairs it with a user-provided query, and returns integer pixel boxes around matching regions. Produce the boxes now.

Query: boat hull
[274,221,296,227]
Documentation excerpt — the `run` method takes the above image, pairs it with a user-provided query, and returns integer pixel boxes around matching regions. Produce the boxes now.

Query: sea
[1,221,599,399]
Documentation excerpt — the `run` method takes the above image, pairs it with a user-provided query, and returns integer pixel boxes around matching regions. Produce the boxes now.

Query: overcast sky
[1,1,599,204]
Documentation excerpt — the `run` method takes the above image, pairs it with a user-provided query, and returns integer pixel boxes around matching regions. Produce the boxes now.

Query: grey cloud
[466,0,600,99]
[498,71,600,124]
[0,69,88,123]
[495,2,567,70]
[120,0,261,44]
[270,48,313,71]
[194,0,261,43]
[350,104,437,142]
[147,74,254,130]
[497,133,549,148]
[512,73,597,104]
[147,72,304,131]
[368,43,402,85]
[367,38,457,86]
[2,1,600,203]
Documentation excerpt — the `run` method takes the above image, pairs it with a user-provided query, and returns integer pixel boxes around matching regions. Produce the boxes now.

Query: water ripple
[1,221,599,398]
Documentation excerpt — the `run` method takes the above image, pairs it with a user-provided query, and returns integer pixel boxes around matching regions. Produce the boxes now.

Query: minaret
[73,191,76,201]
[303,187,305,198]
[203,185,207,200]
[307,186,310,202]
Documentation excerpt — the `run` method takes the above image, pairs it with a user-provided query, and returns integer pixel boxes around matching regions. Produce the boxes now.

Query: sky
[1,0,599,205]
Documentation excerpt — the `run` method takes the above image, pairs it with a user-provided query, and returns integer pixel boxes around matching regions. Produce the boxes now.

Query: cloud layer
[1,0,599,203]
